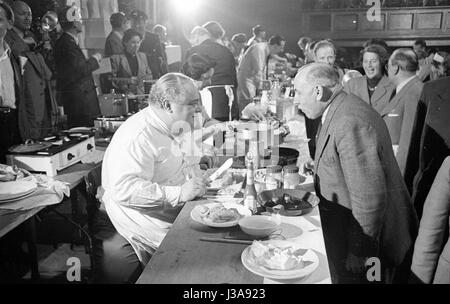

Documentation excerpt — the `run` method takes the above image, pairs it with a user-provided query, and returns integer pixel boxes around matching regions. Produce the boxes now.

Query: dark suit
[405,77,450,219]
[139,31,167,79]
[104,31,124,57]
[315,89,418,283]
[185,39,239,121]
[5,30,57,139]
[381,76,423,177]
[54,33,100,127]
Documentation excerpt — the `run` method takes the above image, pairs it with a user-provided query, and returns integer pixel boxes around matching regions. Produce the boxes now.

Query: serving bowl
[238,215,280,238]
[258,189,319,216]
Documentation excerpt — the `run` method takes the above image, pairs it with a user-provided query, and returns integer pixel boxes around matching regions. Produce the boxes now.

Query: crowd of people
[0,0,449,285]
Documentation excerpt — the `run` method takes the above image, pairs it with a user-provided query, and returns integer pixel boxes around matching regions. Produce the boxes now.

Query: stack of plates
[0,181,38,204]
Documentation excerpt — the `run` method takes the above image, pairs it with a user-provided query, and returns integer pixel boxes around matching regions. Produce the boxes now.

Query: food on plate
[254,169,266,183]
[200,204,242,223]
[249,241,308,271]
[264,193,311,210]
[0,164,28,182]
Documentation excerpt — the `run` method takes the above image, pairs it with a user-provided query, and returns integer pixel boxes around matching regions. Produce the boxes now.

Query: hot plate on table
[6,131,96,177]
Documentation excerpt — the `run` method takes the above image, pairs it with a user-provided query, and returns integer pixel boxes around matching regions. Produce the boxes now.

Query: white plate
[0,181,38,201]
[241,240,319,280]
[191,202,252,228]
[0,188,38,204]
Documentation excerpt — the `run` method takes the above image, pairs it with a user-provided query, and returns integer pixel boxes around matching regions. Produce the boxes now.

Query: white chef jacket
[102,105,191,263]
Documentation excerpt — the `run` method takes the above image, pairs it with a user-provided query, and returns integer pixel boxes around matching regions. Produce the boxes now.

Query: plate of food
[191,202,252,228]
[0,164,31,182]
[258,189,319,216]
[241,240,319,280]
[206,169,246,191]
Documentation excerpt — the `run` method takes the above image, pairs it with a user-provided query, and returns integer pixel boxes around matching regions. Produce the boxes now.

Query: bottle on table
[265,165,283,190]
[271,79,281,101]
[248,139,260,169]
[283,165,300,189]
[243,152,258,214]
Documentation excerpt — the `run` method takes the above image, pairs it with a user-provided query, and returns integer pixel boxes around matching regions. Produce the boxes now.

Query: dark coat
[405,76,450,219]
[5,30,57,139]
[185,39,239,120]
[54,33,100,127]
[104,31,124,57]
[139,31,167,79]
[315,90,418,282]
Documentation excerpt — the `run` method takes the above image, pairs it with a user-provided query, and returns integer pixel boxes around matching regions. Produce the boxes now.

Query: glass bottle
[271,79,281,101]
[266,165,283,190]
[243,152,258,214]
[283,165,300,189]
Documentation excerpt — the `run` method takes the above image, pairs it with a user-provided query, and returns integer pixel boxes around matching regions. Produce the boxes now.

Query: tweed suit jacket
[314,89,418,266]
[411,156,450,284]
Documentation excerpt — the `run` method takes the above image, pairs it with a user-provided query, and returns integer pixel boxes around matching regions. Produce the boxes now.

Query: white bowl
[238,215,280,238]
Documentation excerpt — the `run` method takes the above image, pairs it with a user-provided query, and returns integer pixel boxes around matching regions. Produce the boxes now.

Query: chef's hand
[179,177,207,203]
[345,253,367,274]
[299,158,315,175]
[199,155,218,170]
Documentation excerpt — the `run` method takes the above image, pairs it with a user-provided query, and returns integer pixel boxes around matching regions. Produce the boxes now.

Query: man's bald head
[11,0,32,32]
[295,62,339,88]
[294,63,340,119]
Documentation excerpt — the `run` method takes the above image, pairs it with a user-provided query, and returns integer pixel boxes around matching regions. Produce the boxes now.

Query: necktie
[389,89,397,101]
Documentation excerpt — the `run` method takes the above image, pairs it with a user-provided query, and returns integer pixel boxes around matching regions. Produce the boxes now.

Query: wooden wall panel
[335,14,358,31]
[417,13,443,29]
[388,13,414,30]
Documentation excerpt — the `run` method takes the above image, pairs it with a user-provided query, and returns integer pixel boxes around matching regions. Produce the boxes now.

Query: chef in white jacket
[102,73,211,264]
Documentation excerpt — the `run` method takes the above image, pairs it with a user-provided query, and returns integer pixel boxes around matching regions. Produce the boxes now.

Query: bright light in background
[172,0,202,15]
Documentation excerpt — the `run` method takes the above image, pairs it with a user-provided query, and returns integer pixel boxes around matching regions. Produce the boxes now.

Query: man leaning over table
[294,63,418,283]
[102,73,212,268]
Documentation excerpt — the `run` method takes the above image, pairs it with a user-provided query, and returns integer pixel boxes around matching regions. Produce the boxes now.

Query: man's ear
[7,19,13,30]
[163,100,172,112]
[314,85,324,102]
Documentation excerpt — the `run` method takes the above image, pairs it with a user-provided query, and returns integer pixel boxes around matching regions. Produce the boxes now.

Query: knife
[200,237,253,245]
[207,158,233,182]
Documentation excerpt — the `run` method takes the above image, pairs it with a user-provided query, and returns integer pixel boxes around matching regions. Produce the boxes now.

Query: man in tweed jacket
[294,63,418,283]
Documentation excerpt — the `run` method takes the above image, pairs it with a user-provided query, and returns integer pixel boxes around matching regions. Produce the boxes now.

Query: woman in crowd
[430,51,450,81]
[344,44,394,114]
[110,29,153,95]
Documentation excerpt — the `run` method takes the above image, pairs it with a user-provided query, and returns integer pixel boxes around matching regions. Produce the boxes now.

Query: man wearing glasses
[101,73,212,278]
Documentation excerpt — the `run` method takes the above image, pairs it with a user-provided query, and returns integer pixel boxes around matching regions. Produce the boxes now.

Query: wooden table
[136,197,331,284]
[0,156,103,280]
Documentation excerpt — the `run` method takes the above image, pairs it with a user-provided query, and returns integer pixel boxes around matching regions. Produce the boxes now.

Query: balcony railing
[298,6,450,47]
